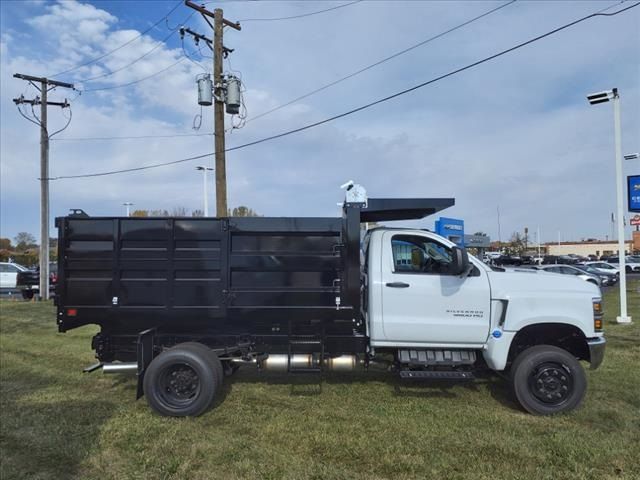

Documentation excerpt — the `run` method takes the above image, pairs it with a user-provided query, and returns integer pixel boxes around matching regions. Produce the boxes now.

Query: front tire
[143,343,222,417]
[510,345,586,415]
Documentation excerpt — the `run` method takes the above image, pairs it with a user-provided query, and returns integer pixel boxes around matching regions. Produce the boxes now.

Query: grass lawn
[1,281,639,480]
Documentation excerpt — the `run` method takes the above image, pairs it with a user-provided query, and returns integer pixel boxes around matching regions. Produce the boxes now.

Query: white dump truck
[57,184,605,416]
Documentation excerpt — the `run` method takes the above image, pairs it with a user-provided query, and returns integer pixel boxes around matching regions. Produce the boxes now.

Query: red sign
[631,215,640,226]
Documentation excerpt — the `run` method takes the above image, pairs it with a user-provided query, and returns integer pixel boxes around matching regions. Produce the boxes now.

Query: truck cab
[365,227,605,414]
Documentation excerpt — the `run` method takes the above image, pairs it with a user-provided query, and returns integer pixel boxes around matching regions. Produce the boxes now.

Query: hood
[486,267,601,300]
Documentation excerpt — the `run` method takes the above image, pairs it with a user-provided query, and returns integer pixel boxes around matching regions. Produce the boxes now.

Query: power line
[52,0,516,138]
[50,152,215,179]
[77,11,196,84]
[50,0,184,79]
[81,56,189,92]
[79,30,179,83]
[48,2,639,180]
[248,0,517,123]
[53,132,213,141]
[237,1,361,22]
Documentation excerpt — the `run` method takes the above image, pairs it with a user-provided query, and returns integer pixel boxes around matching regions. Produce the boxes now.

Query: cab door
[380,231,491,345]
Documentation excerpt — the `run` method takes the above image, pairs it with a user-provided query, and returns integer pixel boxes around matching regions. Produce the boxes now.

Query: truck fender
[483,330,517,371]
[484,322,592,372]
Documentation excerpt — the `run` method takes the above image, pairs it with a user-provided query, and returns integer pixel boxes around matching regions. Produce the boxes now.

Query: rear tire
[143,343,222,417]
[510,345,586,415]
[177,342,224,388]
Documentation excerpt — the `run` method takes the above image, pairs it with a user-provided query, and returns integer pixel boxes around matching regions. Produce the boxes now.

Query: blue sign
[629,175,640,213]
[435,217,465,247]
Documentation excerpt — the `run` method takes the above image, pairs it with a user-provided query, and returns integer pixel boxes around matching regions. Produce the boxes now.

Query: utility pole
[13,73,74,301]
[184,1,241,217]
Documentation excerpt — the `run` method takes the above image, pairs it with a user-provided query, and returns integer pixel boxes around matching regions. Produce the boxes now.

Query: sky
[1,0,639,246]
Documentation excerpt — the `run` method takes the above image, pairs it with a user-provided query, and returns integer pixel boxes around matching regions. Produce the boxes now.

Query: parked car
[531,255,544,265]
[542,255,578,265]
[606,256,640,273]
[18,262,57,299]
[0,262,31,290]
[520,255,533,265]
[585,261,620,275]
[537,264,602,287]
[493,255,522,266]
[574,264,618,286]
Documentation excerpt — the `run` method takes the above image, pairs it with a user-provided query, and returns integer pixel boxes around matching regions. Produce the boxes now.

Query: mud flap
[136,328,156,399]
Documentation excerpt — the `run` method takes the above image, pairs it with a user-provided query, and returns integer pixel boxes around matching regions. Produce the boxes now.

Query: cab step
[399,370,475,380]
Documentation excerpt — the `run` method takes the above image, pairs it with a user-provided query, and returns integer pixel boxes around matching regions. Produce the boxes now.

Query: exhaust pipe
[102,362,137,374]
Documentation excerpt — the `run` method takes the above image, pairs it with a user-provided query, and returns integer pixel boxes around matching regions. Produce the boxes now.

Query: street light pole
[611,91,630,323]
[587,88,631,324]
[196,166,213,216]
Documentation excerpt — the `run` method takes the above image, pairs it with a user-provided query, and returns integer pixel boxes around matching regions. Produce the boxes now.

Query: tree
[148,209,169,217]
[0,238,11,250]
[191,209,204,217]
[131,210,149,217]
[230,206,259,217]
[506,232,526,255]
[171,207,189,217]
[14,232,36,251]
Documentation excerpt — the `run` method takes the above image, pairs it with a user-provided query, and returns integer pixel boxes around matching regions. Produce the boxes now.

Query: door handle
[386,282,410,288]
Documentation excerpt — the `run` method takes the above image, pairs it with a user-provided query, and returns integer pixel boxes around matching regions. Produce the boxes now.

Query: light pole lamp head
[587,88,618,105]
[624,153,639,160]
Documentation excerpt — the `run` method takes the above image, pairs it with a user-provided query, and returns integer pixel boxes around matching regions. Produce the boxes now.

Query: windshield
[578,265,601,275]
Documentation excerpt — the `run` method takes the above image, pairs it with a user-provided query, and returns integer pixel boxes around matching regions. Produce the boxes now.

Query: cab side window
[391,235,454,275]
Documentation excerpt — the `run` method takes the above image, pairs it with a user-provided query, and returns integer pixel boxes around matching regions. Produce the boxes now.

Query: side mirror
[450,246,472,276]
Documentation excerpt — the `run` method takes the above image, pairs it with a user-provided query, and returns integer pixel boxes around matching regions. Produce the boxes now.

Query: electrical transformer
[197,75,213,106]
[225,76,241,114]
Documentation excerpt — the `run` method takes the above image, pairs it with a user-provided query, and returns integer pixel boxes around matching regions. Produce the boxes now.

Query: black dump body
[55,198,453,362]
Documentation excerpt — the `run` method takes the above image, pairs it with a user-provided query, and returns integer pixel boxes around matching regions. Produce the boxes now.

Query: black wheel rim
[157,363,201,407]
[528,362,574,405]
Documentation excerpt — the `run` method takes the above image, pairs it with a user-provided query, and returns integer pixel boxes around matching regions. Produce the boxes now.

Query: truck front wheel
[143,343,222,417]
[510,345,586,415]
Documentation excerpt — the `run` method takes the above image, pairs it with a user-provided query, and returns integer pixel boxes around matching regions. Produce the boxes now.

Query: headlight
[593,299,604,331]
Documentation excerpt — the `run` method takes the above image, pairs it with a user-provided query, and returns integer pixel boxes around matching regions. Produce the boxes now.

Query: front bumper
[587,337,606,370]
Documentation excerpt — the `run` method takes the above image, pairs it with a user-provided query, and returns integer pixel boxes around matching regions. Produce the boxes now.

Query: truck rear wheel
[143,343,222,417]
[510,345,586,415]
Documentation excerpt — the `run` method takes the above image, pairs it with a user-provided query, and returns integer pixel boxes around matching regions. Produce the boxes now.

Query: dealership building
[545,239,635,258]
